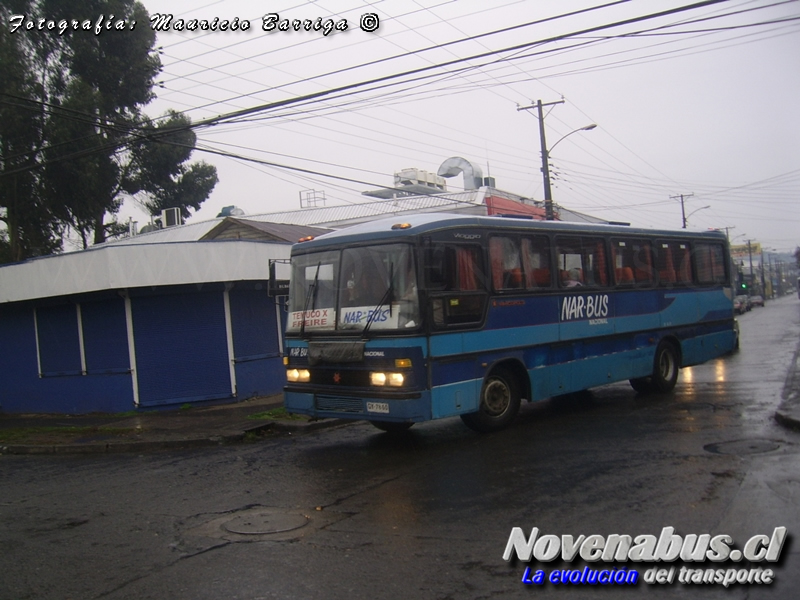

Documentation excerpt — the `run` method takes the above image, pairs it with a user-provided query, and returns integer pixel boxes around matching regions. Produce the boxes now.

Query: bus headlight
[286,368,310,383]
[370,372,404,387]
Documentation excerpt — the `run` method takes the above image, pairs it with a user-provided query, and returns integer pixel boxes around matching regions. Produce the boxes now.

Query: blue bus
[282,214,736,432]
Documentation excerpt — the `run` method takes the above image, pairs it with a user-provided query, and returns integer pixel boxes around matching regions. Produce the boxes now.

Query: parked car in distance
[734,295,748,314]
[750,294,765,308]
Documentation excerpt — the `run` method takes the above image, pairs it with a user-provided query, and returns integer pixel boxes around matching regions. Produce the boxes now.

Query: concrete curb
[774,335,800,432]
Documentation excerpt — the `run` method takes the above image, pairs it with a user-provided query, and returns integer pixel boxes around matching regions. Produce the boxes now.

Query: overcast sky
[131,0,800,252]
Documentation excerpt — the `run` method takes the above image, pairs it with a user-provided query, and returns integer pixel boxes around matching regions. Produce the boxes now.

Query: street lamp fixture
[683,205,710,228]
[540,123,597,221]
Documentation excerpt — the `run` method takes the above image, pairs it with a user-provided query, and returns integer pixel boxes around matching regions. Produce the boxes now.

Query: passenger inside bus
[564,268,583,287]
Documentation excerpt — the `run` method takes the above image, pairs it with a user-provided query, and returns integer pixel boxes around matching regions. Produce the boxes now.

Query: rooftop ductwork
[437,157,484,190]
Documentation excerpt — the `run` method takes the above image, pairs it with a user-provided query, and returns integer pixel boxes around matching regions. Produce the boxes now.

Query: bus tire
[651,341,679,393]
[461,367,521,433]
[629,377,653,393]
[369,420,414,433]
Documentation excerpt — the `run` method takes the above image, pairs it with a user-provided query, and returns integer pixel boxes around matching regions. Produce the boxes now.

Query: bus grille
[315,396,363,413]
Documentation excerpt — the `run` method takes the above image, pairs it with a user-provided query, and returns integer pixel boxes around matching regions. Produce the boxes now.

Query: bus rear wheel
[651,341,679,392]
[630,341,679,394]
[461,367,521,433]
[369,420,414,433]
[629,377,652,393]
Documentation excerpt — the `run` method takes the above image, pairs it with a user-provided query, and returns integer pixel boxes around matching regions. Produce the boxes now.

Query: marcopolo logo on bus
[561,294,610,323]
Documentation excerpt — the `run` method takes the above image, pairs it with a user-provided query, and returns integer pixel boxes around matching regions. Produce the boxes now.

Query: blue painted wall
[0,301,135,414]
[0,283,286,414]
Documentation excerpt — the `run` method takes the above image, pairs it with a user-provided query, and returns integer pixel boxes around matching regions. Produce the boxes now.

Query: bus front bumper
[283,388,431,423]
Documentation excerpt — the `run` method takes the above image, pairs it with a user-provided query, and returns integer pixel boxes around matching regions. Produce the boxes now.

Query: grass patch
[247,407,305,421]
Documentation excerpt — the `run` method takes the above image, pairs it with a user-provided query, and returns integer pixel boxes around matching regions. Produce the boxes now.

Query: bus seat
[659,269,676,283]
[530,268,551,287]
[504,268,523,288]
[615,267,634,284]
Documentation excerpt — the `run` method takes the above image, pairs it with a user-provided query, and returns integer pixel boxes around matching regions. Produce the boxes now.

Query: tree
[0,0,217,259]
[0,0,62,260]
[123,112,218,224]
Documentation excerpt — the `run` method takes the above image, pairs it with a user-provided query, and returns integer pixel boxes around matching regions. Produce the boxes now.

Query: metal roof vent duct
[437,157,484,190]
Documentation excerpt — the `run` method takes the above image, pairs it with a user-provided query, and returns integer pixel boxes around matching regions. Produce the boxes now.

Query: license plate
[366,402,390,414]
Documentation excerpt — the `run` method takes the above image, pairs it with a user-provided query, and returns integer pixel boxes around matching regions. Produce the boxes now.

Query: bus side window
[490,236,524,291]
[556,236,608,288]
[429,244,486,327]
[656,241,692,285]
[632,241,655,286]
[612,239,654,287]
[694,242,727,284]
[522,236,552,289]
[675,243,692,283]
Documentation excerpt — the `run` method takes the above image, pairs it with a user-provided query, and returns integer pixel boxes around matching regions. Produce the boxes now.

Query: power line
[3,0,732,179]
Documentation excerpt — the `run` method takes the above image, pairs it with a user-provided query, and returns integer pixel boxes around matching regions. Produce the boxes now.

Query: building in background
[0,156,610,414]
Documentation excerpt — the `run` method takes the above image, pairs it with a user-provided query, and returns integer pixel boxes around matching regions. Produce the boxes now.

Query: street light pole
[683,205,710,228]
[671,193,695,228]
[518,100,596,221]
[537,100,555,220]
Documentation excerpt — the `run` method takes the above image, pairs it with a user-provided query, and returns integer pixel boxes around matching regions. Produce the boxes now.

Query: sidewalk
[775,337,800,432]
[0,394,349,455]
[4,335,800,455]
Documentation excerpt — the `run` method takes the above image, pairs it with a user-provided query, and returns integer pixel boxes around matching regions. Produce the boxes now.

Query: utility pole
[714,226,735,242]
[671,193,695,228]
[517,99,564,221]
[746,239,755,292]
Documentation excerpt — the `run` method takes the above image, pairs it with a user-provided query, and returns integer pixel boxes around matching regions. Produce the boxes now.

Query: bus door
[425,241,487,417]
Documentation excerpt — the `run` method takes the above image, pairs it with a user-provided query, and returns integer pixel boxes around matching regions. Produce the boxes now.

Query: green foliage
[0,0,217,260]
[125,112,218,221]
[0,425,137,444]
[247,407,305,421]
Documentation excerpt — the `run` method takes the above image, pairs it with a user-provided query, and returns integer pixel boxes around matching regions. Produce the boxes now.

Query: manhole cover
[704,439,781,456]
[223,511,309,535]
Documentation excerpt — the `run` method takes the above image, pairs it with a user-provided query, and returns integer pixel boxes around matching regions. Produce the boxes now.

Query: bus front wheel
[461,368,521,433]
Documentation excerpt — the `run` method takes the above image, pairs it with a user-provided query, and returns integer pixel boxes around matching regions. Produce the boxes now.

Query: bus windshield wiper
[300,262,321,338]
[363,263,393,337]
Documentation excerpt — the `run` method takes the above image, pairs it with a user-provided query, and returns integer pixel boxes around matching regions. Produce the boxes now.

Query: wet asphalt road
[1,296,799,600]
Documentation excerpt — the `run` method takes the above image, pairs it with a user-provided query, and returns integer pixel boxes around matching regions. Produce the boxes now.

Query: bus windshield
[287,243,419,334]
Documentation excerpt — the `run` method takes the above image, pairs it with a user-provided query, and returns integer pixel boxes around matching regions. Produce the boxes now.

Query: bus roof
[292,213,728,252]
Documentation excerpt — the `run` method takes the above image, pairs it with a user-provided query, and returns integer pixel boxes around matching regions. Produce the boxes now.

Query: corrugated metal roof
[100,218,222,245]
[0,241,291,305]
[238,189,487,228]
[100,189,490,245]
[82,187,601,249]
[201,219,333,242]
